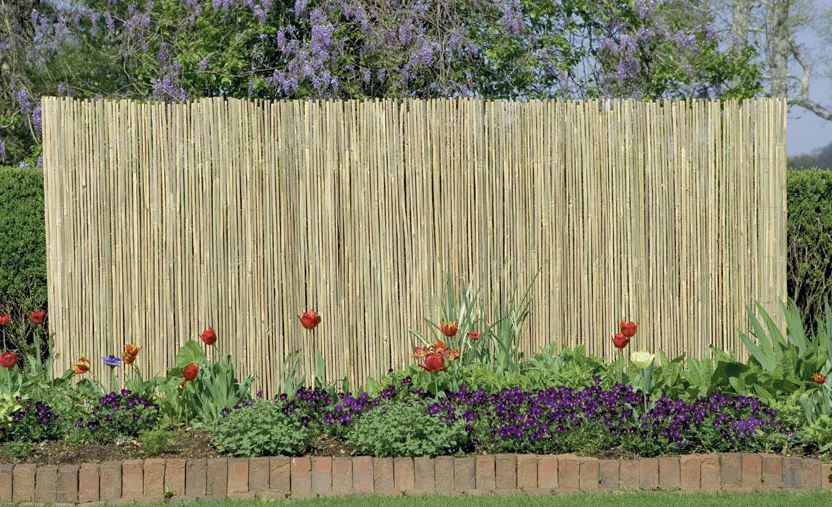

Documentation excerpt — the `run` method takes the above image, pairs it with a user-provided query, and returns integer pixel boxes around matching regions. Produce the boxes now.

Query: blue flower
[103,355,122,367]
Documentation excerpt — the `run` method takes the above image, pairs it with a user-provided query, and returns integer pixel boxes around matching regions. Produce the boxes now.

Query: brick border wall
[1,454,830,503]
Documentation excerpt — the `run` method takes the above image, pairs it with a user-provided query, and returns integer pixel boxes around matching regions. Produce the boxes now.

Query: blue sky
[787,0,832,156]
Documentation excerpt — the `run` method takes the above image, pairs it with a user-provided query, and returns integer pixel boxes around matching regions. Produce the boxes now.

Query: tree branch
[788,39,832,121]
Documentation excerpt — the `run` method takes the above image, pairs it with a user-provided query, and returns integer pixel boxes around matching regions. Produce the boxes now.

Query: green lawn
[143,491,832,507]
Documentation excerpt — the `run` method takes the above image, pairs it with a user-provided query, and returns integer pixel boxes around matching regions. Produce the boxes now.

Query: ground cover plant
[0,278,832,464]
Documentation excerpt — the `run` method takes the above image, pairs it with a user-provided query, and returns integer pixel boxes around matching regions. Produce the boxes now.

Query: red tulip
[122,344,141,364]
[29,310,46,326]
[420,353,447,373]
[439,320,459,338]
[813,372,827,385]
[467,330,481,341]
[0,314,10,327]
[200,327,217,346]
[612,333,630,349]
[298,310,322,330]
[620,320,638,338]
[73,355,91,375]
[182,363,199,385]
[0,351,18,368]
[433,341,447,354]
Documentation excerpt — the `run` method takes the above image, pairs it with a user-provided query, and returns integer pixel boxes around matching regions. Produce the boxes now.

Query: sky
[787,0,832,156]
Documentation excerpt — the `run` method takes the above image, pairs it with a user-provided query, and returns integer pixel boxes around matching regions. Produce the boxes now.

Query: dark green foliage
[0,167,46,317]
[787,169,832,325]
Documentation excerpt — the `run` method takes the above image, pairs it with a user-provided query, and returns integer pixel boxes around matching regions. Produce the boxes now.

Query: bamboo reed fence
[40,97,787,392]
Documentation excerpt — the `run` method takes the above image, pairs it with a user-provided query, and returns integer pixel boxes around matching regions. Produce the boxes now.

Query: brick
[373,458,394,495]
[99,462,122,502]
[435,457,454,493]
[185,459,207,498]
[741,454,762,491]
[352,457,373,494]
[761,455,783,491]
[721,453,742,491]
[164,459,186,499]
[56,464,79,504]
[558,456,580,492]
[783,457,802,490]
[802,458,822,491]
[122,460,143,500]
[538,455,558,490]
[0,464,11,502]
[700,455,720,493]
[475,455,495,491]
[414,457,435,494]
[516,455,538,490]
[638,458,658,490]
[823,463,832,491]
[78,464,100,503]
[269,457,290,496]
[12,464,35,503]
[454,457,475,492]
[619,459,639,489]
[393,457,414,494]
[311,457,332,495]
[680,455,701,492]
[658,457,680,490]
[290,456,312,498]
[205,458,228,499]
[580,458,599,492]
[332,457,353,495]
[35,465,58,503]
[143,459,166,501]
[599,460,619,491]
[249,457,270,493]
[495,454,516,491]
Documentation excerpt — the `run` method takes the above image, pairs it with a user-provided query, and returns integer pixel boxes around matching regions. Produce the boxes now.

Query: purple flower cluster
[424,383,782,455]
[428,382,642,444]
[74,389,159,439]
[639,393,781,452]
[10,398,61,442]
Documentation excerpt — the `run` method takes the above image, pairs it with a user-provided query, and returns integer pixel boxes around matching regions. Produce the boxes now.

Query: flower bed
[2,453,831,504]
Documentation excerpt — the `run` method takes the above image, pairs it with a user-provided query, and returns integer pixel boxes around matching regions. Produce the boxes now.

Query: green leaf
[174,340,206,369]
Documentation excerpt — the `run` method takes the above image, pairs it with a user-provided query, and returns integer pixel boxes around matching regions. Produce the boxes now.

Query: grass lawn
[146,491,832,506]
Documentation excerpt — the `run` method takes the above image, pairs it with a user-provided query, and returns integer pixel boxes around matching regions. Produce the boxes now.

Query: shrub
[0,167,46,316]
[345,399,471,457]
[788,169,832,325]
[211,400,312,457]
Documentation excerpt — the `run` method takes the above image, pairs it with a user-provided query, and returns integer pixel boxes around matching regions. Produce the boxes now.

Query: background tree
[0,0,761,167]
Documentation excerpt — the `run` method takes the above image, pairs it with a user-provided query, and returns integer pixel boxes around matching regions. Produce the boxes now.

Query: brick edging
[1,453,829,503]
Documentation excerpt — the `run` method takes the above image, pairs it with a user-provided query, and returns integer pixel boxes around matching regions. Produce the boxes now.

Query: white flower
[630,351,655,369]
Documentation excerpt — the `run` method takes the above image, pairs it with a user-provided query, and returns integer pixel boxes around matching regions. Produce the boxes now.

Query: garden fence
[40,97,787,391]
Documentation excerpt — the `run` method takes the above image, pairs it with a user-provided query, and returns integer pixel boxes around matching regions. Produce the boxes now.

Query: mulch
[0,429,355,465]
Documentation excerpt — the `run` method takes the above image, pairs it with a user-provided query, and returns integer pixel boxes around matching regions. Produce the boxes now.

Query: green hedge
[788,168,832,324]
[0,167,46,316]
[1,167,831,326]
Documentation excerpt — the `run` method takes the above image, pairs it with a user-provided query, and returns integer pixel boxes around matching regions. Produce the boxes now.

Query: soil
[0,429,355,466]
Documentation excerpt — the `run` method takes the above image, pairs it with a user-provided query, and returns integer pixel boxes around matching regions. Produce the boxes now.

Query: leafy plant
[157,341,253,425]
[211,400,312,457]
[140,427,175,456]
[9,398,61,442]
[345,399,470,457]
[73,389,160,442]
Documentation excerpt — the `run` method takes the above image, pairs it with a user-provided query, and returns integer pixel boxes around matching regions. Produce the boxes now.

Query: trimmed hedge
[788,168,832,325]
[1,167,831,325]
[0,167,46,316]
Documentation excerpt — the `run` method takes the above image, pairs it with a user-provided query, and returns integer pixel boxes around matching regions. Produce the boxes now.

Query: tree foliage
[0,0,762,166]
